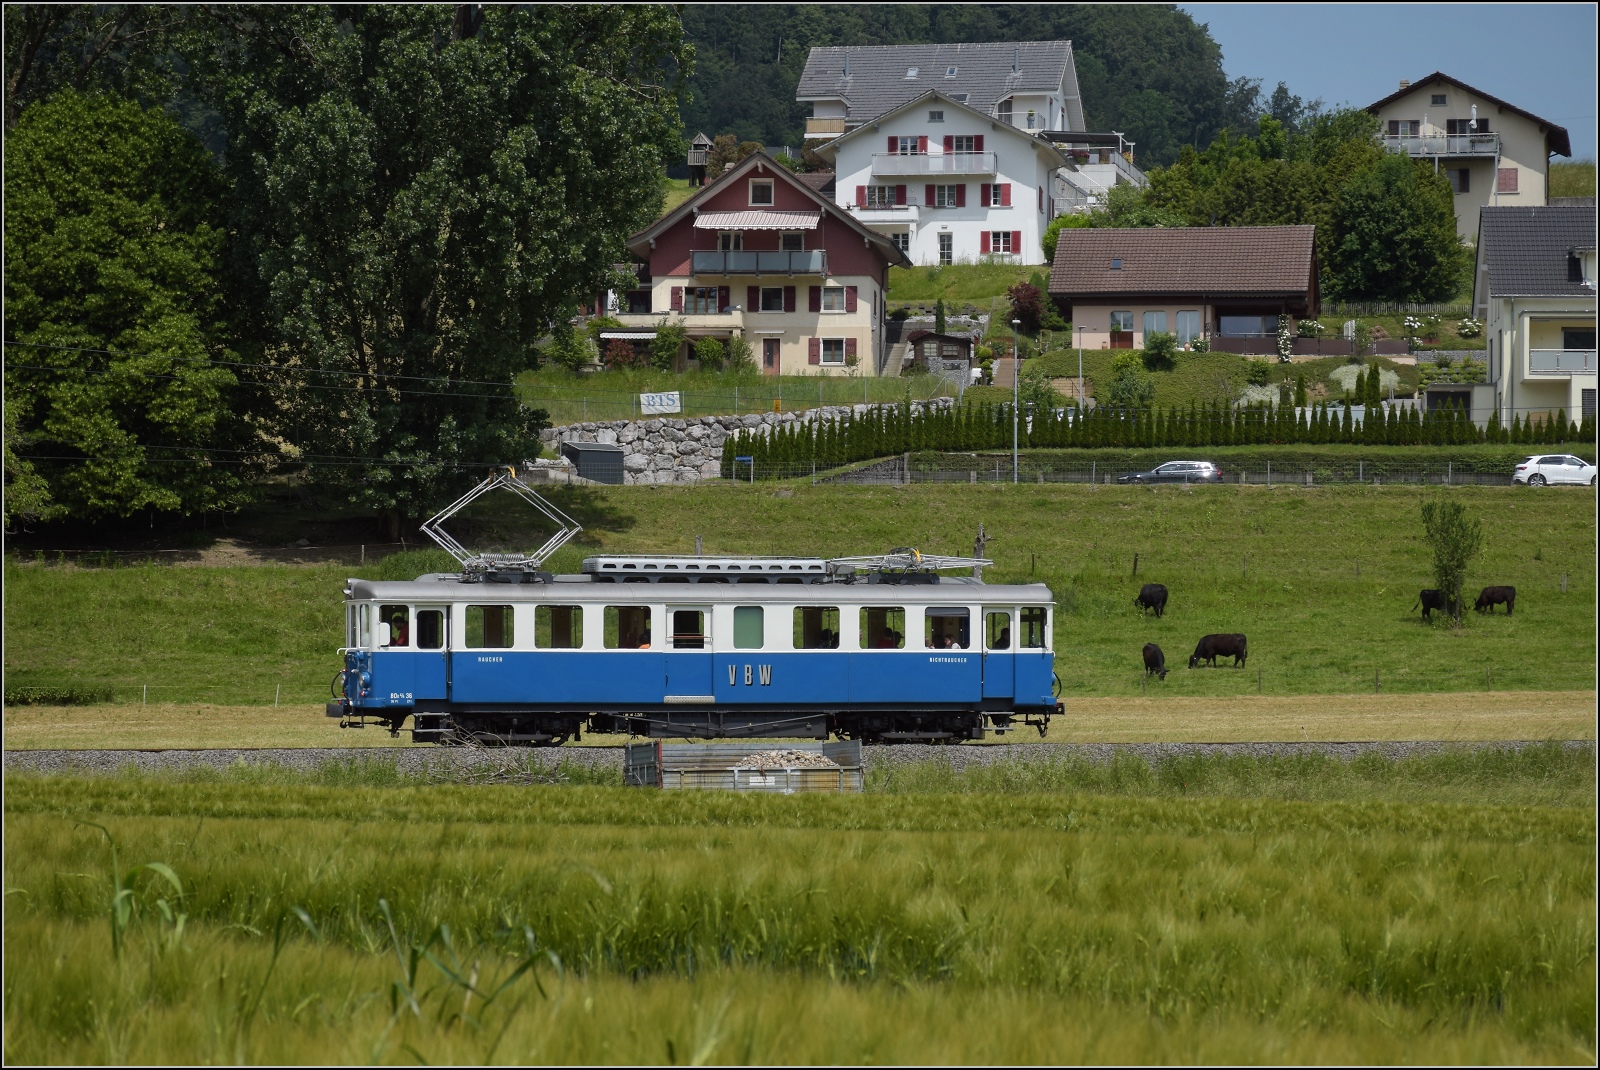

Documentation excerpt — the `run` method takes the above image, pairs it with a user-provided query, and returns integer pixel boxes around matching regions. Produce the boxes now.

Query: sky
[1182,3,1598,159]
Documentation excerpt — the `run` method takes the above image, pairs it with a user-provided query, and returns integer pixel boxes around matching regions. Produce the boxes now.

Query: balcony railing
[805,116,847,138]
[852,204,920,224]
[1379,132,1501,158]
[690,250,827,276]
[871,151,996,176]
[1528,349,1597,374]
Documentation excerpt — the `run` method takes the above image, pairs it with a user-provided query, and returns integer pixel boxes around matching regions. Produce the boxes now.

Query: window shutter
[943,135,953,154]
[719,286,730,312]
[980,231,990,254]
[855,185,866,207]
[1497,167,1518,193]
[747,286,760,311]
[845,285,858,313]
[980,183,991,205]
[918,135,928,153]
[1000,183,1011,207]
[1038,186,1044,211]
[973,135,984,152]
[1012,230,1021,254]
[809,286,821,312]
[895,184,906,205]
[845,337,858,361]
[955,184,966,207]
[783,286,796,313]
[925,184,936,206]
[1388,120,1400,135]
[670,286,683,312]
[808,338,821,364]
[888,136,897,153]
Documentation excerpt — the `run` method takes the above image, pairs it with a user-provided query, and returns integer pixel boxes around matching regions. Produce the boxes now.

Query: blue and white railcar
[330,554,1059,744]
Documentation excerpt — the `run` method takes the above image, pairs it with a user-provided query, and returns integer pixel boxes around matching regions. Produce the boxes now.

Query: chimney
[844,54,850,77]
[1399,79,1411,90]
[1013,47,1020,73]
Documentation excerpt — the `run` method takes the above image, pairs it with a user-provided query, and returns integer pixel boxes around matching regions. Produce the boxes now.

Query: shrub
[1007,282,1045,334]
[724,334,755,374]
[889,307,911,321]
[1457,317,1483,338]
[6,685,113,705]
[1190,336,1210,353]
[1246,361,1272,386]
[1142,332,1178,370]
[694,336,725,371]
[543,326,596,372]
[583,315,624,343]
[652,319,688,370]
[602,339,640,369]
[1297,319,1324,338]
[1420,494,1483,624]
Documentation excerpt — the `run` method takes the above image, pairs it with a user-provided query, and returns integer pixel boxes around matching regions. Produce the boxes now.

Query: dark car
[1117,461,1222,485]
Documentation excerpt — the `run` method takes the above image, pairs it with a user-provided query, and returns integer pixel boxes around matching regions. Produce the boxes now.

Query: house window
[759,286,785,312]
[627,290,652,314]
[891,232,911,254]
[1431,93,1447,106]
[1143,311,1168,336]
[686,287,720,314]
[780,232,804,251]
[820,339,846,364]
[997,97,1013,123]
[1219,315,1273,336]
[1569,255,1584,284]
[821,286,846,312]
[1176,311,1202,346]
[938,233,953,265]
[1110,311,1134,333]
[1497,167,1518,193]
[749,179,774,206]
[866,185,898,208]
[1583,389,1596,420]
[1450,168,1470,194]
[987,184,1004,206]
[896,136,920,155]
[1387,120,1420,137]
[988,231,1014,254]
[1564,328,1596,350]
[928,110,945,123]
[952,135,976,154]
[933,184,960,207]
[719,232,742,251]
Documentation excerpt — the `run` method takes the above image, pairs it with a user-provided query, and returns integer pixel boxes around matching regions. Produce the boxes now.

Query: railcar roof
[346,575,1055,602]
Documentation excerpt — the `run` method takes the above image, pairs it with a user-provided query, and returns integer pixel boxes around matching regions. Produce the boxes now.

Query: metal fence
[809,454,1522,487]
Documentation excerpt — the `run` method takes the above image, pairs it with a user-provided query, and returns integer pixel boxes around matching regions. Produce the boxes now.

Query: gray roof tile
[798,42,1072,124]
[1477,206,1597,298]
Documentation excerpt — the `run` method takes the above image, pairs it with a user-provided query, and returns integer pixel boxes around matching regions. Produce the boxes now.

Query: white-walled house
[813,89,1072,266]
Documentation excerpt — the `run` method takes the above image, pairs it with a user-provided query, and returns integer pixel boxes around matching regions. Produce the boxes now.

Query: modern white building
[798,41,1144,266]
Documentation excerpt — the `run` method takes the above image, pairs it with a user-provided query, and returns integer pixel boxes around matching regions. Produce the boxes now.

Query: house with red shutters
[613,151,911,376]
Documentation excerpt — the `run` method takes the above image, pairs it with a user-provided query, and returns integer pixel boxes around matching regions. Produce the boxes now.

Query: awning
[598,331,658,339]
[694,210,821,230]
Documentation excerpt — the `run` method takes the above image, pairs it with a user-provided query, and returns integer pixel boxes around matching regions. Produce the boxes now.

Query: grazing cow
[1474,585,1516,616]
[1189,633,1248,668]
[1133,583,1169,617]
[1142,643,1168,681]
[1413,589,1451,621]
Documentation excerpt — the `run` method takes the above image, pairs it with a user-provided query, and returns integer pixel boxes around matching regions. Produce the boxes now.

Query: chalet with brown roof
[1048,226,1318,351]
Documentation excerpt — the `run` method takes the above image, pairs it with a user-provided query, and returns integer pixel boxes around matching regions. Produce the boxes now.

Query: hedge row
[721,401,1594,479]
[5,685,114,706]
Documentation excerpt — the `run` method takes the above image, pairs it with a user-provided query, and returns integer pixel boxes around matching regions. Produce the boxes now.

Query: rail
[689,250,826,275]
[870,151,995,176]
[1378,132,1500,157]
[1528,349,1596,374]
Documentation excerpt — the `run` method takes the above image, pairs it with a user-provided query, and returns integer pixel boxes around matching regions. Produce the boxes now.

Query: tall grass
[5,775,1594,1062]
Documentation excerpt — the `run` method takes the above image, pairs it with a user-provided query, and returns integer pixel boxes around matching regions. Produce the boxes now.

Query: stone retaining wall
[536,399,954,485]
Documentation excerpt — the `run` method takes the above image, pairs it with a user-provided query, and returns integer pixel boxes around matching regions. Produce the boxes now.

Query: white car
[1513,454,1597,487]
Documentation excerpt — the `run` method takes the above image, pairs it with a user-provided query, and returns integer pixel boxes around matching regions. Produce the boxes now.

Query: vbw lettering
[728,664,774,686]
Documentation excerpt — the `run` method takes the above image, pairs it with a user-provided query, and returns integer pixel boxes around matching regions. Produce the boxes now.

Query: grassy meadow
[4,761,1594,1063]
[5,483,1593,706]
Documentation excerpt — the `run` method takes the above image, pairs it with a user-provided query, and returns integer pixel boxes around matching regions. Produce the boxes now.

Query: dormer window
[945,66,958,78]
[749,179,774,207]
[905,67,918,79]
[1110,258,1123,271]
[953,93,969,105]
[1570,254,1584,284]
[997,97,1013,124]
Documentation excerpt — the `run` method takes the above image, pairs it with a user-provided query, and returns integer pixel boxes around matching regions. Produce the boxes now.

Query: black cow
[1189,633,1247,668]
[1142,643,1168,680]
[1134,583,1169,617]
[1474,586,1516,616]
[1413,589,1451,621]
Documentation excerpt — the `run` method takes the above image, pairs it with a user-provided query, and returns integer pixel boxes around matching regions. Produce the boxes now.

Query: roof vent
[1399,79,1411,90]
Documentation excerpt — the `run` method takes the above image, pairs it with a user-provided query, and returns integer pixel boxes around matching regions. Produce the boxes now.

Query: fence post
[1561,573,1568,593]
[1257,666,1262,693]
[1447,461,1451,485]
[143,684,147,706]
[1374,668,1380,693]
[275,683,281,708]
[1267,460,1271,486]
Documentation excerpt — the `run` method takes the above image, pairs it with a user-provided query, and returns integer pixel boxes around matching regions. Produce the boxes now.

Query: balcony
[1528,349,1597,375]
[871,151,996,177]
[805,116,847,138]
[690,250,827,276]
[1379,132,1501,158]
[851,204,920,225]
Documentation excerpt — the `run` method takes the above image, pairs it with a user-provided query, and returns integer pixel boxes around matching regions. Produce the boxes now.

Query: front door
[763,337,781,377]
[981,609,1015,699]
[415,606,449,699]
[665,606,714,699]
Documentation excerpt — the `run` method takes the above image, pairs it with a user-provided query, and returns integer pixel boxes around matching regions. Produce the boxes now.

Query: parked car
[1513,454,1597,487]
[1117,461,1223,484]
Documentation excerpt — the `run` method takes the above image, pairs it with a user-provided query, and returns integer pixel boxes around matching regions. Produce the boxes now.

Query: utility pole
[1012,319,1022,484]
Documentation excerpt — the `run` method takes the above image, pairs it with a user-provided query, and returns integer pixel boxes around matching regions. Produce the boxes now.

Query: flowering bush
[1275,314,1293,363]
[1457,318,1483,338]
[1403,315,1425,337]
[1190,336,1210,353]
[1296,319,1324,338]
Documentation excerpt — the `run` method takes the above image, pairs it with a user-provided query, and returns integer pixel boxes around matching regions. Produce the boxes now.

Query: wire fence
[5,680,333,707]
[8,542,422,568]
[521,377,958,426]
[807,454,1533,487]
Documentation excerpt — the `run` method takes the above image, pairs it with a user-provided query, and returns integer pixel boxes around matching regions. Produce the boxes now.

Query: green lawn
[658,175,694,218]
[5,769,1593,1062]
[5,484,1593,703]
[1550,159,1596,199]
[887,262,1032,310]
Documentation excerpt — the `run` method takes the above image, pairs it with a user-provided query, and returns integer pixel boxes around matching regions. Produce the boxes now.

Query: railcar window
[1020,606,1049,648]
[535,605,583,649]
[733,606,765,649]
[357,604,372,648]
[925,607,970,649]
[860,607,905,648]
[416,609,445,650]
[347,606,357,648]
[985,610,1011,650]
[671,609,707,649]
[380,605,410,647]
[793,606,840,649]
[605,606,653,649]
[465,605,515,648]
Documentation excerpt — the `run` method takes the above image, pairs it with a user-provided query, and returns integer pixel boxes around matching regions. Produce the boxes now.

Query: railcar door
[981,608,1015,700]
[413,606,449,700]
[664,606,713,699]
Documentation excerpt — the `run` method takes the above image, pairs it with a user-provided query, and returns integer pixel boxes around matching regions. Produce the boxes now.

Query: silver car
[1513,454,1597,486]
[1117,461,1222,484]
